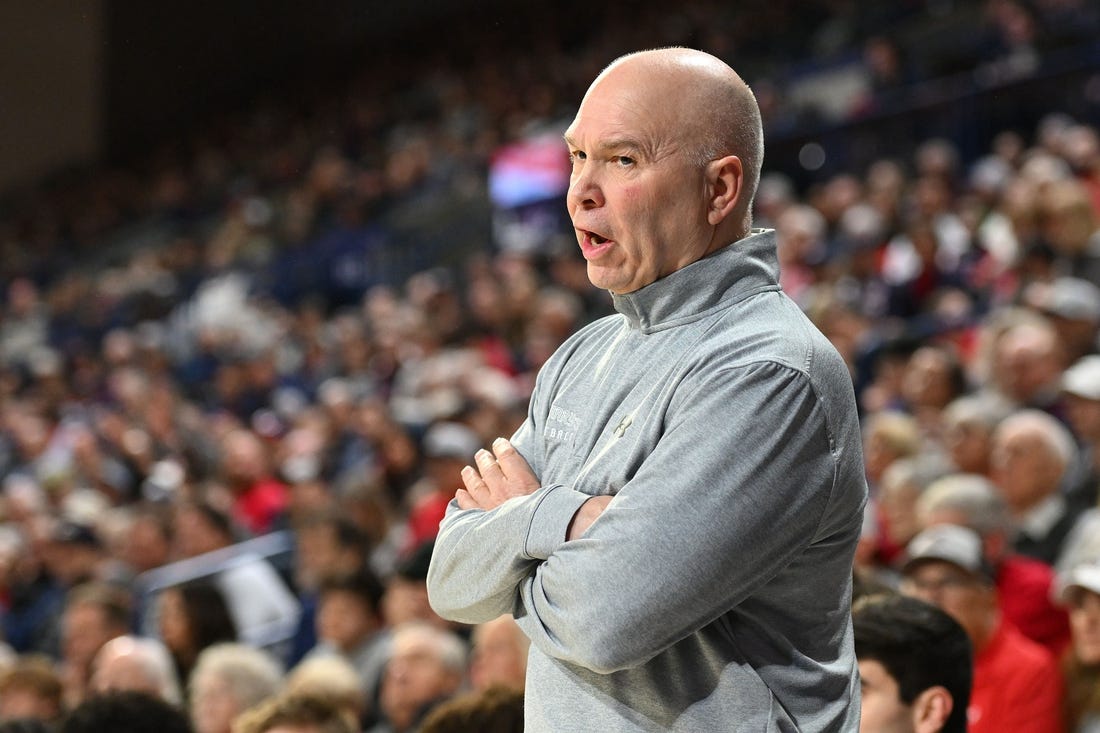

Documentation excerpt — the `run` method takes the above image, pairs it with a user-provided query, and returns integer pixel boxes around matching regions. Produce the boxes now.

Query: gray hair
[189,642,283,710]
[94,635,182,705]
[390,621,467,675]
[942,393,1014,432]
[995,409,1078,477]
[917,473,1012,535]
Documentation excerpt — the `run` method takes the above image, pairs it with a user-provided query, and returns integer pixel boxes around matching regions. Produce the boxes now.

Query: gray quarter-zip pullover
[428,229,867,732]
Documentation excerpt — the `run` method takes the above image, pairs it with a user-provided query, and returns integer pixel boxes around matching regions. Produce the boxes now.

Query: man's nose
[567,166,604,210]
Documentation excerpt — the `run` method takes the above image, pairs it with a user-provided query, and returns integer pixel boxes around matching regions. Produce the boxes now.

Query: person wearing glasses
[900,523,1063,733]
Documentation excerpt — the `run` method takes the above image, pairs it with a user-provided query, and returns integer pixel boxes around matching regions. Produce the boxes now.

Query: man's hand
[567,496,612,540]
[456,437,541,511]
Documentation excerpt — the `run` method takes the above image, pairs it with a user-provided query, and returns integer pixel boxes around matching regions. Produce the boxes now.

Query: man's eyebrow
[562,135,645,155]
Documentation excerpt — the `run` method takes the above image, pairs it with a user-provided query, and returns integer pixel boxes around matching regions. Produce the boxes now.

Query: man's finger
[455,488,476,510]
[492,438,540,490]
[461,465,491,506]
[474,448,506,486]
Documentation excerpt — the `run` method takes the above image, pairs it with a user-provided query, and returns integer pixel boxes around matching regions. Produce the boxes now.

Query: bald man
[428,47,867,731]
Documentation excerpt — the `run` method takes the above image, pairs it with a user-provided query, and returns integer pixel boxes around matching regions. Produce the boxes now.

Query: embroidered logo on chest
[545,404,580,444]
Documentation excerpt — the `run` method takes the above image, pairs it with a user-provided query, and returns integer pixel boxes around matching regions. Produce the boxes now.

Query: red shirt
[233,477,290,535]
[996,554,1071,657]
[405,490,452,551]
[969,618,1064,733]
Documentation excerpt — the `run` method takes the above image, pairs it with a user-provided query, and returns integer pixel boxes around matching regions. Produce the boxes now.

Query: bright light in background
[799,142,826,171]
[489,131,571,208]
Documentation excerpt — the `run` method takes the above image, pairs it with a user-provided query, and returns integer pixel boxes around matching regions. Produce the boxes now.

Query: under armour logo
[613,415,633,438]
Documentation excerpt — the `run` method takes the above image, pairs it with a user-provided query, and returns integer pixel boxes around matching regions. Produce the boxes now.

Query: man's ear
[912,685,954,733]
[706,155,744,226]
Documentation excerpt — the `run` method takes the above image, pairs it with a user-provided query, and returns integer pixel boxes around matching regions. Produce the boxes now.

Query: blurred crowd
[1,0,1100,732]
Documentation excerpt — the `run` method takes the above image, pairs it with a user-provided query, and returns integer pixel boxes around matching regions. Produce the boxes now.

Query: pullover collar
[611,229,781,333]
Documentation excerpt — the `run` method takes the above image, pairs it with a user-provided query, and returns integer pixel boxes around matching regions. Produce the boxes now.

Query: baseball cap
[1036,277,1100,322]
[422,421,482,460]
[1063,355,1100,401]
[1054,557,1100,605]
[902,524,993,583]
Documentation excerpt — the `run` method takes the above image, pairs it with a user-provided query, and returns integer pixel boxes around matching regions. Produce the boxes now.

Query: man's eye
[569,151,586,163]
[615,156,635,167]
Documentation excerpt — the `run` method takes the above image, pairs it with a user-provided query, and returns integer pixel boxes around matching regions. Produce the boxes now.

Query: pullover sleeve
[429,360,863,673]
[426,366,585,623]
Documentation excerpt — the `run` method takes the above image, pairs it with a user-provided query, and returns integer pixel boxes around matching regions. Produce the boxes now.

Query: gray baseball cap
[902,523,994,583]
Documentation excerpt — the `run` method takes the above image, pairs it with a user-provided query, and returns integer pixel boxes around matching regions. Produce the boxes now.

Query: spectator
[302,569,388,708]
[286,510,374,667]
[898,344,968,430]
[283,655,366,726]
[988,318,1068,418]
[863,410,922,495]
[0,513,65,656]
[188,643,283,733]
[872,454,950,570]
[43,521,108,592]
[0,656,63,723]
[900,523,1064,733]
[402,421,483,555]
[232,693,359,733]
[59,690,192,733]
[157,581,238,689]
[417,685,525,733]
[940,393,1014,477]
[1025,276,1100,366]
[57,581,133,709]
[852,593,971,733]
[1061,354,1100,508]
[219,428,290,536]
[381,540,446,631]
[1054,557,1100,733]
[1037,179,1100,285]
[120,504,175,578]
[990,408,1085,565]
[90,634,182,705]
[367,621,466,733]
[467,615,528,694]
[916,472,1071,655]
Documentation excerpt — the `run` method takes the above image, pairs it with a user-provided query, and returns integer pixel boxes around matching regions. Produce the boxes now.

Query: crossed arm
[426,362,847,674]
[456,437,609,540]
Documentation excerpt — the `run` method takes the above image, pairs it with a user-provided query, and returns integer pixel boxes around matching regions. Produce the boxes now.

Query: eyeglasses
[901,573,983,595]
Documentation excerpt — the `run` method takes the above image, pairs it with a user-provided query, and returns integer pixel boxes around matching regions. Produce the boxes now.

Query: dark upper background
[1,0,1098,296]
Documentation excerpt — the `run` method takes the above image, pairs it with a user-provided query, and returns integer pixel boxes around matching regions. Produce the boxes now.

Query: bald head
[591,48,763,228]
[564,47,766,292]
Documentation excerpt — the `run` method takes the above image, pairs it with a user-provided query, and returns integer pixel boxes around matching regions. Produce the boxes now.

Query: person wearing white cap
[402,421,484,556]
[1026,276,1100,365]
[1055,557,1100,733]
[1063,354,1100,507]
[1055,356,1100,581]
[900,523,1064,733]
